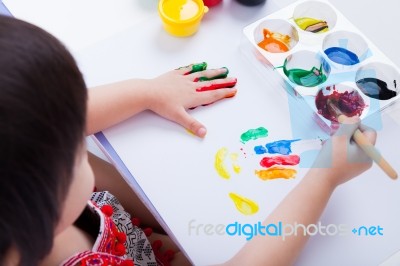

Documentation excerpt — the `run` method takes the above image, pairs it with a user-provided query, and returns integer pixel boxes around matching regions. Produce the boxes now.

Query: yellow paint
[230,153,241,174]
[232,164,241,174]
[186,128,195,136]
[294,17,329,33]
[158,0,208,37]
[255,167,297,180]
[215,147,230,179]
[229,192,259,215]
[163,0,200,21]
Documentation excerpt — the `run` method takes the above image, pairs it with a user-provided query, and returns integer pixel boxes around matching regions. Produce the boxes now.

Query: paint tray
[241,0,400,131]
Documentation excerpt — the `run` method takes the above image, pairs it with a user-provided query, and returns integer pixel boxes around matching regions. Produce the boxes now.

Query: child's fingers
[333,116,360,139]
[174,107,207,138]
[187,87,237,109]
[196,87,238,104]
[358,124,377,145]
[195,77,237,92]
[176,62,207,75]
[190,67,229,81]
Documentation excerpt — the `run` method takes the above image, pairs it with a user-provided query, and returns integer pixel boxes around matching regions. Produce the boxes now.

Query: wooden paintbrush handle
[352,126,397,180]
[337,115,397,179]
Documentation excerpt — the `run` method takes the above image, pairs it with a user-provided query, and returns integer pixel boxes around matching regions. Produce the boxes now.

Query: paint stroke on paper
[260,155,300,168]
[214,126,302,215]
[240,127,269,143]
[254,139,301,155]
[215,147,230,179]
[229,192,259,215]
[255,167,297,180]
[214,148,242,179]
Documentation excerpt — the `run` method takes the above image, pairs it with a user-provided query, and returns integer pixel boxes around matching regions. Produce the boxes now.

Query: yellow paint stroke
[215,147,230,179]
[229,192,259,215]
[230,152,241,174]
[255,167,297,181]
[186,129,195,136]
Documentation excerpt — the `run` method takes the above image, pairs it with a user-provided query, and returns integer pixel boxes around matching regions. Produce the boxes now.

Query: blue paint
[324,47,360,66]
[254,145,267,154]
[265,139,301,155]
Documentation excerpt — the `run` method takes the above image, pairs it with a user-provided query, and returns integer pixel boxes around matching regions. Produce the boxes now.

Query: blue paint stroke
[265,139,301,155]
[254,145,267,154]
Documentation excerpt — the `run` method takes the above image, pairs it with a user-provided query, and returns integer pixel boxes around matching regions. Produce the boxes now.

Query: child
[0,15,376,266]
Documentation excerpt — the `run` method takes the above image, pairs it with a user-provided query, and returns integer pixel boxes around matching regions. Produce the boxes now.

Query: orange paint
[255,167,297,180]
[257,29,290,53]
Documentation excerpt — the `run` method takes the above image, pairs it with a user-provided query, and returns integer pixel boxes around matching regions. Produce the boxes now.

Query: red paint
[203,0,223,7]
[315,86,366,122]
[260,155,300,168]
[196,79,237,92]
[240,147,247,158]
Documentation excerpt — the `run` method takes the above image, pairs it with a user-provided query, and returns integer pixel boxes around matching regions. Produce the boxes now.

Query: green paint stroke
[240,127,269,143]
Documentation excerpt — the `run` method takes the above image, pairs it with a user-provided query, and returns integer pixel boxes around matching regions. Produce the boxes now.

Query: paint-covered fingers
[190,67,230,82]
[175,62,207,75]
[196,86,238,107]
[195,77,238,92]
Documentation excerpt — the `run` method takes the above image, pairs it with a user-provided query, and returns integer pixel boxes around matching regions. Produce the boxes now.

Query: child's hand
[146,64,237,138]
[311,116,377,187]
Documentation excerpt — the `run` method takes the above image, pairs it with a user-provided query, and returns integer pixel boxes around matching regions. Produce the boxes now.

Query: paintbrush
[327,99,398,180]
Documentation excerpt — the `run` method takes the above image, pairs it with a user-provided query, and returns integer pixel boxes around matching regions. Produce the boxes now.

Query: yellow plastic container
[158,0,209,37]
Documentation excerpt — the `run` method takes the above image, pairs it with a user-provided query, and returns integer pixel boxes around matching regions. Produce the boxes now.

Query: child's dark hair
[0,15,87,264]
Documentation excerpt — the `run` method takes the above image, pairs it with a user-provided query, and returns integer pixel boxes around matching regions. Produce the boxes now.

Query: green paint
[177,62,207,73]
[198,67,229,81]
[240,127,269,143]
[280,60,328,87]
[190,62,207,73]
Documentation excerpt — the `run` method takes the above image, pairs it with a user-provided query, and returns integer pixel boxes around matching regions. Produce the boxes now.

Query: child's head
[0,15,92,264]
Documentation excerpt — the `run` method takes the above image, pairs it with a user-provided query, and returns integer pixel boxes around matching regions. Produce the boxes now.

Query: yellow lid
[160,0,206,23]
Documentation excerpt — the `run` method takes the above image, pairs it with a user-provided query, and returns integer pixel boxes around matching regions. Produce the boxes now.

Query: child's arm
[222,116,377,266]
[86,64,237,137]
